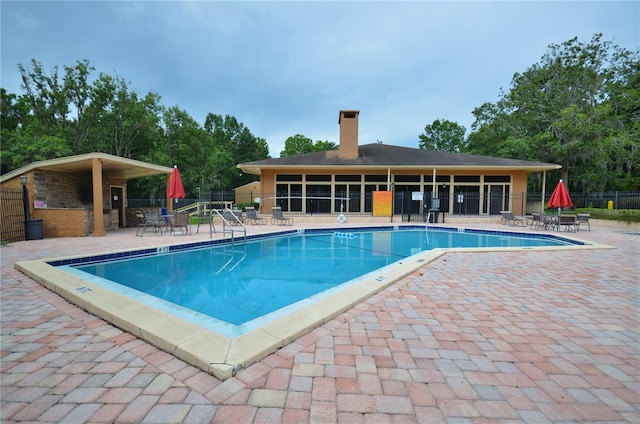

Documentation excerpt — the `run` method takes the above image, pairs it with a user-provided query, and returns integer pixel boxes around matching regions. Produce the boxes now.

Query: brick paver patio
[1,219,638,423]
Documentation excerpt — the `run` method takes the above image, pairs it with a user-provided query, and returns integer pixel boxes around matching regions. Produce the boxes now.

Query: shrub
[577,208,640,223]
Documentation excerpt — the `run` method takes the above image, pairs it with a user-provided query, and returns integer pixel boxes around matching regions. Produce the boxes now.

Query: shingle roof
[238,143,560,174]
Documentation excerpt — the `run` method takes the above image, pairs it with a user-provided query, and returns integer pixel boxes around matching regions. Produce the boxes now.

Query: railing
[128,189,640,216]
[209,208,246,243]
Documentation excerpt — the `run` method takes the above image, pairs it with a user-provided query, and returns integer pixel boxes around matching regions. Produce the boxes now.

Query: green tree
[62,59,95,149]
[280,134,313,157]
[280,134,337,157]
[4,58,274,199]
[419,119,467,152]
[466,33,639,192]
[96,79,162,158]
[312,140,338,152]
[17,59,72,148]
[203,113,268,190]
[1,89,30,172]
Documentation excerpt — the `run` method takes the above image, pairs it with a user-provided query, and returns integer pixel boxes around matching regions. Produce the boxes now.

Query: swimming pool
[60,227,577,329]
[16,225,593,380]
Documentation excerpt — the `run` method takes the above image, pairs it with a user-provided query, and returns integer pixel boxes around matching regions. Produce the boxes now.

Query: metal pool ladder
[210,209,246,243]
[426,211,436,225]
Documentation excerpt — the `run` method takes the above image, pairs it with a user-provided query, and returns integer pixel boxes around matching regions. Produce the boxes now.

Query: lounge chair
[500,211,527,227]
[271,206,293,225]
[558,214,578,232]
[170,212,191,235]
[244,206,267,225]
[222,208,243,226]
[577,212,591,231]
[136,210,167,236]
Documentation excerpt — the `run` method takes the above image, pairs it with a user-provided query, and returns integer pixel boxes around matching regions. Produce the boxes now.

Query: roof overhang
[1,153,174,182]
[237,163,562,176]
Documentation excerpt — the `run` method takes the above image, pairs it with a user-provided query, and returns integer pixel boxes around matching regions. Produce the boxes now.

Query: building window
[306,174,331,182]
[484,175,511,183]
[364,175,388,182]
[276,174,303,182]
[454,175,480,183]
[335,175,362,182]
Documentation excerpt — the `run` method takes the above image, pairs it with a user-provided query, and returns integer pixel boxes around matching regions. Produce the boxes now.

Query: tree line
[419,34,639,193]
[2,34,638,197]
[1,59,270,198]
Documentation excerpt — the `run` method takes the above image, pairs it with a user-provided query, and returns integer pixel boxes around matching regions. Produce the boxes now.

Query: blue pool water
[57,227,579,333]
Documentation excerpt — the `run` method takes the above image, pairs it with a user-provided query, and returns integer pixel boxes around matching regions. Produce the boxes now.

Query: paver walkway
[1,220,639,423]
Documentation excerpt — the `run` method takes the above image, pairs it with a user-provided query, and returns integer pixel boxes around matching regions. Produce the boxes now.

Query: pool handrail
[210,208,246,243]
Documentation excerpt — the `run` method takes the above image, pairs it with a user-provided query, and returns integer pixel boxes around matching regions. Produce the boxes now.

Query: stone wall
[33,170,85,208]
[32,169,126,211]
[27,170,126,237]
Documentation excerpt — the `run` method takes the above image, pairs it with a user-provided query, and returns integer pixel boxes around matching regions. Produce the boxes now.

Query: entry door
[486,185,507,215]
[110,187,124,227]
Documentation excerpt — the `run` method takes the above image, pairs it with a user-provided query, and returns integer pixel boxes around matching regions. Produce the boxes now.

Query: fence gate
[1,188,26,243]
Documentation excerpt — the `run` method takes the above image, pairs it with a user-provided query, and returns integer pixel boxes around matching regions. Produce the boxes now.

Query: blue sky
[2,1,638,157]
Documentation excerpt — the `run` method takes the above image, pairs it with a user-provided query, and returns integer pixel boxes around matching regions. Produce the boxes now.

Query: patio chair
[244,206,267,225]
[135,210,146,236]
[576,212,591,231]
[530,211,554,230]
[271,206,293,225]
[170,212,191,235]
[136,210,167,236]
[222,208,243,226]
[500,211,527,227]
[538,211,557,230]
[558,214,578,232]
[530,212,540,230]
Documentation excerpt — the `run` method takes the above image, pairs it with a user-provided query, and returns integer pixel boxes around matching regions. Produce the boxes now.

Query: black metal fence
[527,190,640,210]
[128,192,500,223]
[1,187,26,242]
[128,189,640,216]
[4,187,635,242]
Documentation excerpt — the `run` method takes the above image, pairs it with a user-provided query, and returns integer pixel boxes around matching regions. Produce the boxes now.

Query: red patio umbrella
[168,165,186,203]
[547,179,573,213]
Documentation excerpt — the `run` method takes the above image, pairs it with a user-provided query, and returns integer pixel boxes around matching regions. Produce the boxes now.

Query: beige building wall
[234,181,261,205]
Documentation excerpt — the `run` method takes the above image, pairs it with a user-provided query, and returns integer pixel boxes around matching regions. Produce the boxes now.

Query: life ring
[338,214,346,223]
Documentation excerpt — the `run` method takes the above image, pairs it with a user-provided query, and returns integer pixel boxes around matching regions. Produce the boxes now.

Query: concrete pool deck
[2,216,639,422]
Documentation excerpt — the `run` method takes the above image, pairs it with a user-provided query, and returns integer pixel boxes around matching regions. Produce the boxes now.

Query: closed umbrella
[547,179,573,215]
[168,165,186,204]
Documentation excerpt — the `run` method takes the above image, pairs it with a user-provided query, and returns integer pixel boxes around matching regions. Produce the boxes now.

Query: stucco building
[238,110,560,217]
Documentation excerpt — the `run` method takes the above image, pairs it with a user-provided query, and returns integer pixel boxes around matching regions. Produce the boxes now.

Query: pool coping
[14,225,613,381]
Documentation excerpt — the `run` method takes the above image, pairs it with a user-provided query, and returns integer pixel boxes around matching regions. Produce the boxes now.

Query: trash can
[161,207,168,222]
[25,219,44,240]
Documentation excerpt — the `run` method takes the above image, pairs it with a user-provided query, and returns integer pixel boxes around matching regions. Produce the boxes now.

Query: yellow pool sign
[372,191,393,217]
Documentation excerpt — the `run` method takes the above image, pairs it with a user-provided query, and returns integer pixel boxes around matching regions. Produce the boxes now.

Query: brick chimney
[338,110,359,159]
